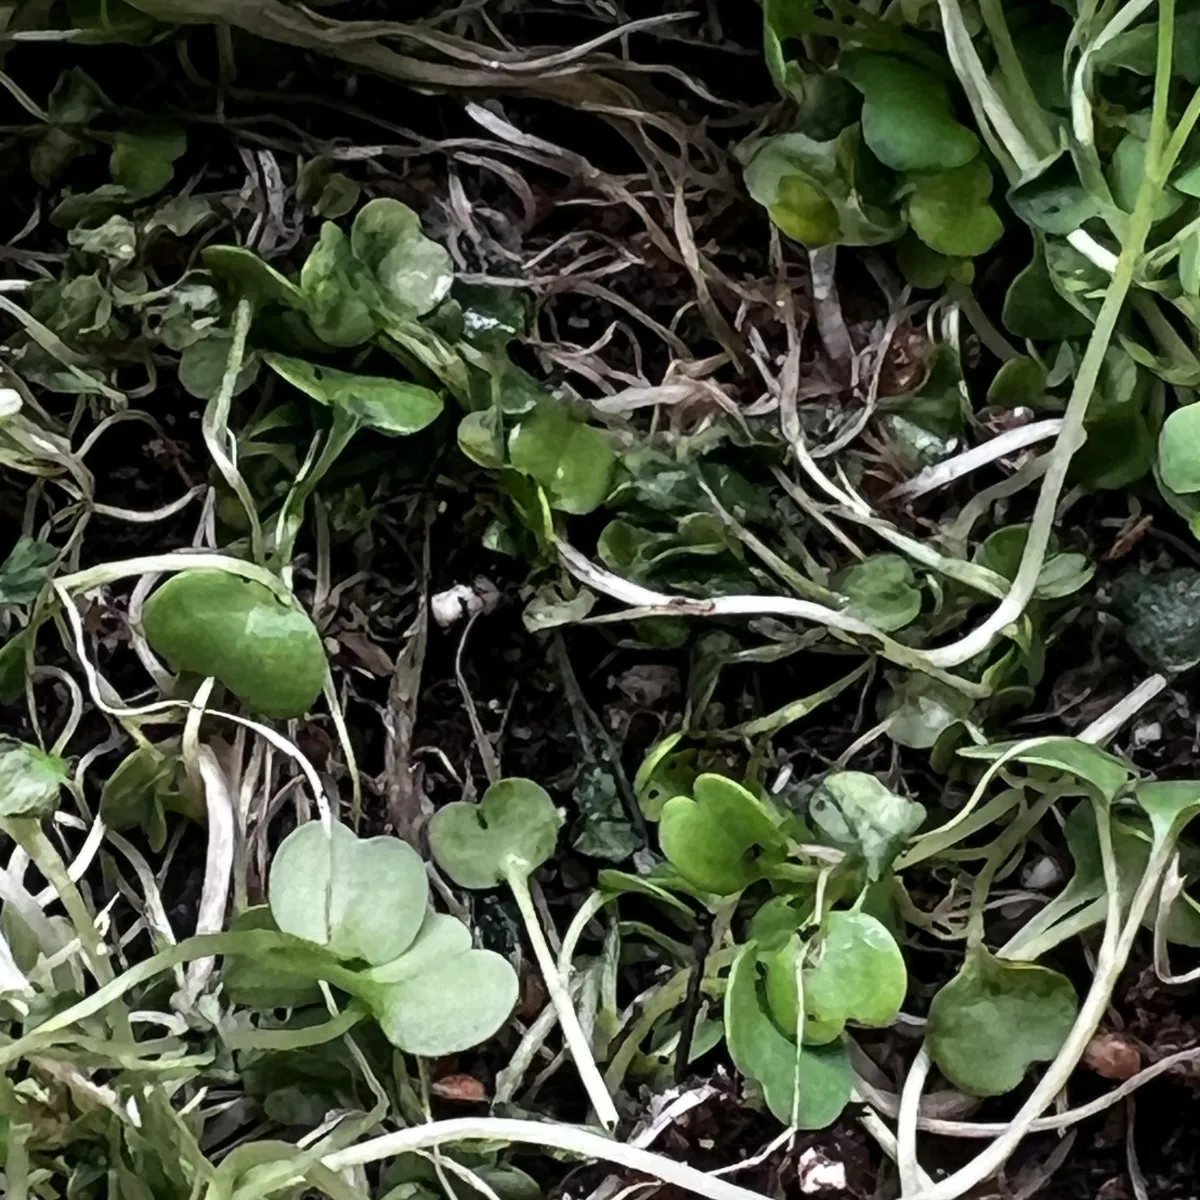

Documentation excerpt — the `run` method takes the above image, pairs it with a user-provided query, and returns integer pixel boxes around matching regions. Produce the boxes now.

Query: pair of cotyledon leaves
[261,778,561,1056]
[725,910,907,1128]
[658,770,926,896]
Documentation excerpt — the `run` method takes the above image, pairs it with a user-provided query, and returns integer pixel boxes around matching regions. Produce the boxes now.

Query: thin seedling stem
[506,866,620,1129]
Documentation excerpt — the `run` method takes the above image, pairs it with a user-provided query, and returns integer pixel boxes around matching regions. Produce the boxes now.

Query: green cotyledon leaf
[839,52,980,174]
[0,738,68,818]
[268,819,429,966]
[764,912,907,1044]
[141,569,326,719]
[659,774,787,895]
[725,940,853,1128]
[927,944,1077,1096]
[428,778,563,888]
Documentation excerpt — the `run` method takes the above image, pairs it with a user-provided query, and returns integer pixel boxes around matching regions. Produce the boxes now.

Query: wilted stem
[506,868,620,1129]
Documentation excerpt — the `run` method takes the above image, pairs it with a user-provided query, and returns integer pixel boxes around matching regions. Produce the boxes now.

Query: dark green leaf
[837,553,921,631]
[263,353,443,436]
[840,52,980,173]
[508,403,615,514]
[0,539,57,606]
[906,159,1004,258]
[110,125,186,200]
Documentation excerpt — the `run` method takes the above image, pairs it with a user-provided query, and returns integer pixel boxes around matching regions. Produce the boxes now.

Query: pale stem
[321,1117,773,1200]
[507,868,620,1130]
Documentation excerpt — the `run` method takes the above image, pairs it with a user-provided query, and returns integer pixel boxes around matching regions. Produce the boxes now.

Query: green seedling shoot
[267,819,519,1057]
[429,777,620,1129]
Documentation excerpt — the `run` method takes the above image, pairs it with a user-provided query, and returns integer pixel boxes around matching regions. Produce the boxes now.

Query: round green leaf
[808,771,925,879]
[659,774,786,896]
[837,553,922,631]
[927,945,1077,1096]
[264,353,443,436]
[142,569,326,719]
[839,53,980,173]
[100,744,174,851]
[725,940,853,1128]
[361,913,518,1056]
[428,777,563,889]
[508,404,615,514]
[178,333,259,401]
[766,912,907,1043]
[791,915,907,1038]
[0,738,68,818]
[350,198,453,318]
[906,160,1004,258]
[1159,406,1200,494]
[268,819,429,966]
[300,223,379,347]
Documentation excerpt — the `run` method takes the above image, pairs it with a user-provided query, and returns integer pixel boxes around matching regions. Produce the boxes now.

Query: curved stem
[321,1117,772,1200]
[507,868,620,1130]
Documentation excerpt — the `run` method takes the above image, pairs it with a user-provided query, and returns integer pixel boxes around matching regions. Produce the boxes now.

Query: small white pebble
[797,1148,846,1193]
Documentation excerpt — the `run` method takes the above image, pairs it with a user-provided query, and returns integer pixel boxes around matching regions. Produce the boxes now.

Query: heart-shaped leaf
[764,912,907,1044]
[300,223,379,347]
[659,774,787,896]
[839,52,980,173]
[263,353,443,436]
[359,912,518,1057]
[350,198,453,318]
[142,569,326,719]
[428,778,563,889]
[927,944,1077,1096]
[809,772,925,879]
[0,738,68,818]
[268,819,429,966]
[725,940,853,1128]
[906,159,1004,258]
[837,554,922,631]
[508,403,615,514]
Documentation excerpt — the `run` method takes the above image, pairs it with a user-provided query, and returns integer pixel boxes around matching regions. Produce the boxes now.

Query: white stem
[322,1117,770,1200]
[183,745,236,1002]
[886,420,1063,500]
[897,1047,932,1196]
[508,870,620,1130]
